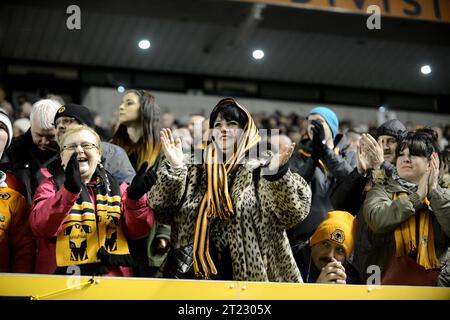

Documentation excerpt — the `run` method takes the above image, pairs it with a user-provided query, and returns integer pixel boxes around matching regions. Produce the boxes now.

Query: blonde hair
[59,124,102,156]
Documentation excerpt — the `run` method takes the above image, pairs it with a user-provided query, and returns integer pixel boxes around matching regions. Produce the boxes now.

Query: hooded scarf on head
[193,98,261,279]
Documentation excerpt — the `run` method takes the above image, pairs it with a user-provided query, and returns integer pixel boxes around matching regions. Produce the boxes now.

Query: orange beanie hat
[310,211,357,258]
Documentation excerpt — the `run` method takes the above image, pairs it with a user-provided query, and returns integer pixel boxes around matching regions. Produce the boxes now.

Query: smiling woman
[59,126,102,184]
[29,125,155,277]
[152,97,312,282]
[210,102,247,161]
[362,131,450,285]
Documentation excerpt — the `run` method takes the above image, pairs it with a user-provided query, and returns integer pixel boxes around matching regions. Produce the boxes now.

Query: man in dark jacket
[53,104,135,184]
[293,210,362,284]
[330,119,407,279]
[5,99,61,204]
[331,119,407,214]
[288,106,355,246]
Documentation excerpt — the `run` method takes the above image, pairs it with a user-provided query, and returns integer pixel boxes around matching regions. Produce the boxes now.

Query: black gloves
[311,120,327,162]
[64,153,83,193]
[127,161,158,200]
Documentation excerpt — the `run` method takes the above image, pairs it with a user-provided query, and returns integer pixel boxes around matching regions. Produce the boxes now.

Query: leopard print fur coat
[149,158,311,282]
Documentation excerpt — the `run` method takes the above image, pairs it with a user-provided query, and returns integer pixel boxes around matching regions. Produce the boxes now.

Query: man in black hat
[53,104,135,184]
[373,119,407,169]
[331,119,407,215]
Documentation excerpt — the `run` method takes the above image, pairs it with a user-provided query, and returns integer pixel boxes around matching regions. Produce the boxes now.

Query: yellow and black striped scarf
[56,167,132,270]
[393,192,439,270]
[193,100,261,279]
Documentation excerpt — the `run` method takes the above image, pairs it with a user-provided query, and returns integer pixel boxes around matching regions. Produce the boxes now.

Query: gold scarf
[56,170,130,268]
[193,99,261,279]
[393,192,439,270]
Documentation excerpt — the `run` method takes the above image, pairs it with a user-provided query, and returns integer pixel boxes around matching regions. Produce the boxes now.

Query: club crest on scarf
[56,168,131,267]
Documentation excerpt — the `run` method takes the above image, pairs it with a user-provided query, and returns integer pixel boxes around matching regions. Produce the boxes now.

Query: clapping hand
[417,168,429,201]
[357,133,384,175]
[160,128,184,168]
[310,120,327,162]
[428,152,439,196]
[267,142,296,173]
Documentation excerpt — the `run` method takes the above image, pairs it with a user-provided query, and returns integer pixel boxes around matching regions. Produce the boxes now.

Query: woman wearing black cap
[151,98,311,282]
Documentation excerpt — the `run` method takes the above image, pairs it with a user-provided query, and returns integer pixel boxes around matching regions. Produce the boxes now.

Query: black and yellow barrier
[0,273,449,300]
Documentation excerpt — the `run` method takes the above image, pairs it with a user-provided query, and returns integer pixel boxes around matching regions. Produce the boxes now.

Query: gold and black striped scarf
[193,99,261,279]
[393,192,439,270]
[56,167,132,270]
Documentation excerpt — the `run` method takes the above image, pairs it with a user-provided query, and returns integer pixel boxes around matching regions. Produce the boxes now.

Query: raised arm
[260,144,311,230]
[149,128,188,223]
[259,167,312,230]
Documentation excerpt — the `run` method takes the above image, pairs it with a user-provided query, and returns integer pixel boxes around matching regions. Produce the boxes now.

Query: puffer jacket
[150,158,312,282]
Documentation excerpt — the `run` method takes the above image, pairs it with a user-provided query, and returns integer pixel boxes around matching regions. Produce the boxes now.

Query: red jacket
[30,176,155,276]
[0,177,35,273]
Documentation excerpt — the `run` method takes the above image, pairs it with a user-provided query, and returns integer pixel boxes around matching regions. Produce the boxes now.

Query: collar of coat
[383,177,417,195]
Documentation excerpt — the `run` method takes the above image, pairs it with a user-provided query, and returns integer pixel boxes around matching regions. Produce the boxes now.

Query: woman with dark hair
[362,132,450,285]
[111,90,168,277]
[30,125,155,276]
[111,89,162,171]
[150,98,311,282]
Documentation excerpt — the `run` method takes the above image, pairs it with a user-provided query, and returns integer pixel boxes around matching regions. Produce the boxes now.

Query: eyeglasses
[55,117,77,127]
[62,143,97,151]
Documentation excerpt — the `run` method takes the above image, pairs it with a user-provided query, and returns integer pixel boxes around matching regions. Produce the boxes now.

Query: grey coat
[101,142,135,184]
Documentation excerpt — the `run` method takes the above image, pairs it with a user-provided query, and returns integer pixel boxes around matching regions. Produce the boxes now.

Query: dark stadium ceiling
[1,0,450,97]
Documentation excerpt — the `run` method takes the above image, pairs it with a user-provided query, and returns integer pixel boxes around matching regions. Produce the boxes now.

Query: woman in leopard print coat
[150,98,311,282]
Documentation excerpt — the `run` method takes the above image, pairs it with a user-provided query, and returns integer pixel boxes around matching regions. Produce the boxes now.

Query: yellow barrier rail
[0,273,449,300]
